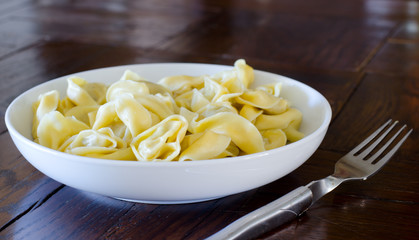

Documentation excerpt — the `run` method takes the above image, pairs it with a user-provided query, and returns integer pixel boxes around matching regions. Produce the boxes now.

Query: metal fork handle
[206,120,411,240]
[205,186,313,240]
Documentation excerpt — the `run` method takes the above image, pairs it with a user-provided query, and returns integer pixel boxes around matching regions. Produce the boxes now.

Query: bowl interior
[7,63,331,144]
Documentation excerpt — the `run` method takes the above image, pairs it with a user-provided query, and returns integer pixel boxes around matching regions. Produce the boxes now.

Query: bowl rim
[5,62,332,167]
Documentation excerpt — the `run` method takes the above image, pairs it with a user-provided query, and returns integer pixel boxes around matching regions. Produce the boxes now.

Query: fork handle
[205,186,313,240]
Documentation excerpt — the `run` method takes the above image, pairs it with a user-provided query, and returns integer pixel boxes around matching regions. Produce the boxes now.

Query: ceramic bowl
[5,63,332,204]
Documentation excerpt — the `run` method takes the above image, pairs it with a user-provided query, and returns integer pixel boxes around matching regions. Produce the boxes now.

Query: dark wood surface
[0,1,418,239]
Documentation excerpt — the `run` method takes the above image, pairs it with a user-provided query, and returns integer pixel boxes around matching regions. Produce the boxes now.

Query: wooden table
[0,1,418,239]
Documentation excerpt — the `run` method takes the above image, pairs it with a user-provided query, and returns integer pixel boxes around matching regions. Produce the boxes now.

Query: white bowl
[5,63,332,204]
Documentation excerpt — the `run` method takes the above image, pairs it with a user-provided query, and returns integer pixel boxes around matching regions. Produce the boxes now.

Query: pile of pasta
[32,59,304,161]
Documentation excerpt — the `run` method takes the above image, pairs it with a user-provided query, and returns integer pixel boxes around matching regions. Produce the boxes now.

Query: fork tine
[357,120,399,160]
[366,124,407,163]
[373,128,412,170]
[348,119,392,156]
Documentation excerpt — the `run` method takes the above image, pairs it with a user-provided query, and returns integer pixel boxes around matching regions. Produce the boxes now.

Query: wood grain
[159,9,395,71]
[0,133,62,230]
[366,42,419,77]
[322,73,418,153]
[0,0,418,239]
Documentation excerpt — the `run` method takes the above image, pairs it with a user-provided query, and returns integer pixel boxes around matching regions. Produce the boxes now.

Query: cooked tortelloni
[59,128,135,160]
[32,59,304,162]
[131,115,188,161]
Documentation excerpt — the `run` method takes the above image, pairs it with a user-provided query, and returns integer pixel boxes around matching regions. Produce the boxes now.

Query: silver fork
[206,119,412,240]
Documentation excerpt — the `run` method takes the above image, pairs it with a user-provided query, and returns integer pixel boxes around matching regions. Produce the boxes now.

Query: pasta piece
[109,121,132,143]
[212,70,245,94]
[263,98,289,115]
[198,103,238,118]
[175,88,217,113]
[239,105,263,123]
[130,115,188,161]
[193,112,265,154]
[234,59,254,89]
[57,97,76,114]
[120,69,171,95]
[261,129,287,150]
[179,107,201,133]
[82,82,108,105]
[179,131,240,160]
[256,82,282,97]
[236,90,278,109]
[32,90,60,139]
[191,89,211,112]
[60,128,126,155]
[283,119,305,142]
[134,94,175,120]
[64,105,99,126]
[201,77,242,105]
[200,77,230,103]
[176,80,239,116]
[67,77,99,106]
[254,108,303,131]
[37,111,89,150]
[60,127,136,160]
[115,94,153,137]
[236,90,289,115]
[179,130,231,161]
[120,69,146,82]
[92,102,118,130]
[106,79,149,102]
[92,102,133,142]
[216,141,240,158]
[180,132,205,150]
[158,75,204,96]
[156,93,179,114]
[175,90,195,111]
[87,110,97,127]
[84,148,136,160]
[176,88,238,117]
